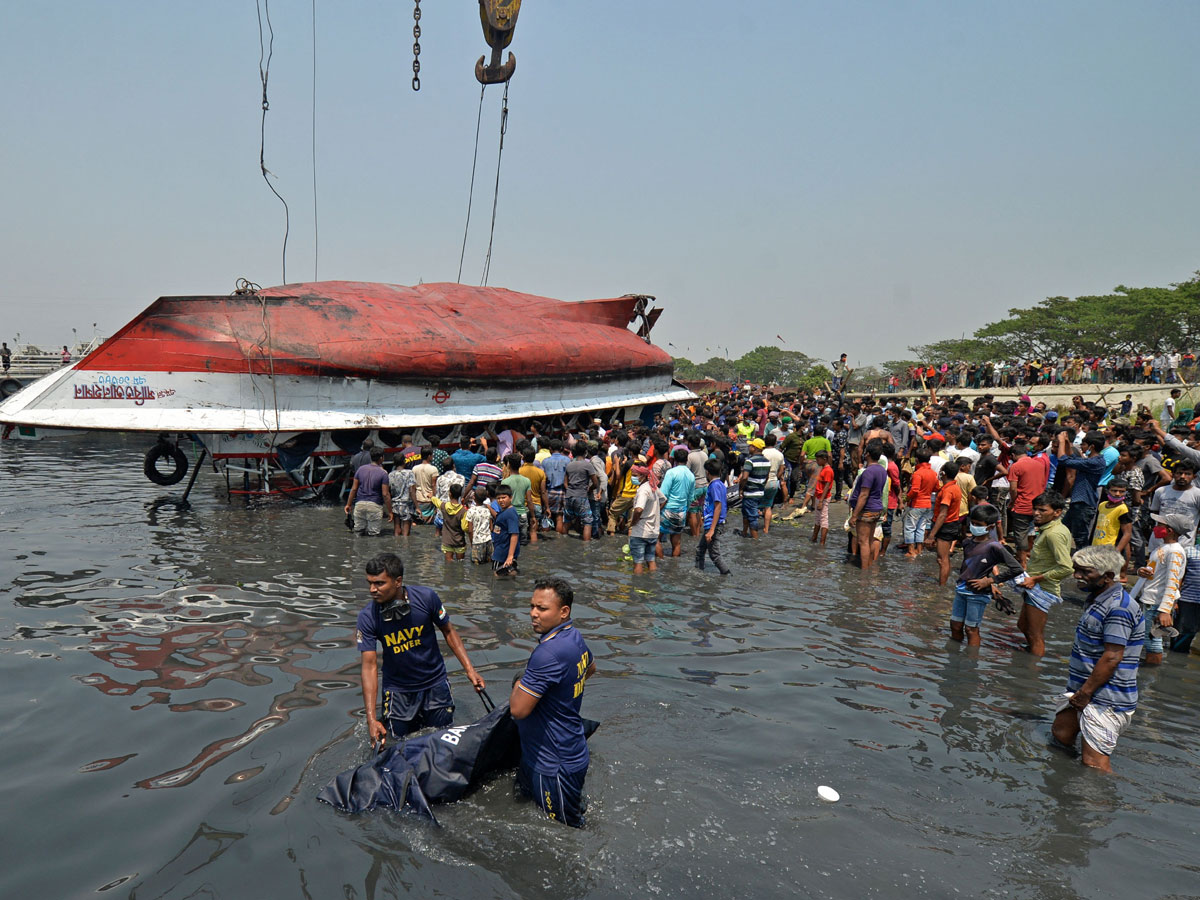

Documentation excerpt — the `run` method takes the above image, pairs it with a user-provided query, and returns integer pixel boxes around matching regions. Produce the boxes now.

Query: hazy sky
[2,2,1197,369]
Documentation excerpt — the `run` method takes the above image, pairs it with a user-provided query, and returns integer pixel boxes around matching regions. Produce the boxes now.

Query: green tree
[672,357,701,380]
[908,337,1004,364]
[881,359,920,378]
[735,346,814,385]
[798,364,831,391]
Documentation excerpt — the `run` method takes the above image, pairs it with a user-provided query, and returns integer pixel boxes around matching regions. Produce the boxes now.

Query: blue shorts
[629,535,657,562]
[742,495,762,528]
[517,761,587,828]
[952,584,990,627]
[565,496,593,525]
[1022,583,1062,613]
[762,485,779,508]
[688,485,707,515]
[382,679,454,737]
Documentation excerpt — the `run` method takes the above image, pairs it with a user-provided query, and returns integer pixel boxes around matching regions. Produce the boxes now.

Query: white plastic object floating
[817,785,840,802]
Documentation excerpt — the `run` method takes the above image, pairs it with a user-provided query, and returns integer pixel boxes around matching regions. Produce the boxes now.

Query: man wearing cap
[1135,512,1188,666]
[740,438,771,538]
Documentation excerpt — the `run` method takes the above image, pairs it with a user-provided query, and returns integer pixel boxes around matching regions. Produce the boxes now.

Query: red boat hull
[76,282,673,383]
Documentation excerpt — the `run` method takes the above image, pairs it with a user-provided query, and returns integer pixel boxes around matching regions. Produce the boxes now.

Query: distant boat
[0,281,693,497]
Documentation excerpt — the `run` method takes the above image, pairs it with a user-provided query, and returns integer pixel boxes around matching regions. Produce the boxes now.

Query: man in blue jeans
[511,577,596,827]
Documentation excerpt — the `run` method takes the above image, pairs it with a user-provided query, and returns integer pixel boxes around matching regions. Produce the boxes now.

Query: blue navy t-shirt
[491,507,521,562]
[356,585,450,692]
[516,622,592,773]
[703,479,728,528]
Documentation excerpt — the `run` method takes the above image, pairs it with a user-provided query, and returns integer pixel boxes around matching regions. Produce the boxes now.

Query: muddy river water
[1,434,1197,899]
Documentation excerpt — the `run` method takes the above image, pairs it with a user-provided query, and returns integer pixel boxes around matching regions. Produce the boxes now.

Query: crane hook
[476,0,520,84]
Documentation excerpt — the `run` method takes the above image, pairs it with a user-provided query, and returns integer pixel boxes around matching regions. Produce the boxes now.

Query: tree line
[671,273,1200,389]
[670,346,835,390]
[885,273,1200,375]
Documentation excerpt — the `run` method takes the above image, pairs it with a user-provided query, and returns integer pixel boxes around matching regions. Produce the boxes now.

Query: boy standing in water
[950,505,1020,646]
[696,458,731,575]
[924,461,963,585]
[804,449,835,545]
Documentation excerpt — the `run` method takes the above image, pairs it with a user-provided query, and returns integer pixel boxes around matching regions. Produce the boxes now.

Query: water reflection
[2,435,1199,900]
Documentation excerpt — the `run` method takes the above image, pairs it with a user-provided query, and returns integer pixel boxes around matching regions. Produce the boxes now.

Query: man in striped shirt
[1052,545,1144,772]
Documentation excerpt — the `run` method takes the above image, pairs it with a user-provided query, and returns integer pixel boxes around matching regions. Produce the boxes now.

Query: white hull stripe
[0,367,694,433]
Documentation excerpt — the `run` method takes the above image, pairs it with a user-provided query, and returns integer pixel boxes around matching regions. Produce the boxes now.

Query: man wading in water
[1052,546,1143,772]
[510,577,596,827]
[356,553,485,745]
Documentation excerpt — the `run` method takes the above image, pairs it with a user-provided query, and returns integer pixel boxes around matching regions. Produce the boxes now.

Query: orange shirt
[935,480,963,524]
[907,463,938,509]
[814,464,835,501]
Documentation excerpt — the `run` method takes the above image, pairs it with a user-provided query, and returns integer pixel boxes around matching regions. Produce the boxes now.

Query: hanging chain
[411,0,422,91]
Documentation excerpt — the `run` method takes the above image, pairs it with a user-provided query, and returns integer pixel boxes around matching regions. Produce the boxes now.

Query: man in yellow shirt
[520,447,549,543]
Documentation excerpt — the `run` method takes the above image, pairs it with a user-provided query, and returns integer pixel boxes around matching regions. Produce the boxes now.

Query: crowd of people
[343,373,1200,778]
[901,353,1197,391]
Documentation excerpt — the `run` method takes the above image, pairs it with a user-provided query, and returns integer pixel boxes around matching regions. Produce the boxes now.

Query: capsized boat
[0,281,693,496]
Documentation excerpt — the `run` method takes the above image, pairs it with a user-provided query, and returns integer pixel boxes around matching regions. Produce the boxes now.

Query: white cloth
[1056,693,1133,756]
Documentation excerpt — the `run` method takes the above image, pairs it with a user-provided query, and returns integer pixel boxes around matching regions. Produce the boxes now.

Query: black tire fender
[0,378,23,399]
[144,442,189,486]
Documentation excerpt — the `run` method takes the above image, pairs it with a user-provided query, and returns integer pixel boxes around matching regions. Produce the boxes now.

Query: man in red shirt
[804,450,835,545]
[1006,443,1047,567]
[924,460,963,585]
[903,447,939,559]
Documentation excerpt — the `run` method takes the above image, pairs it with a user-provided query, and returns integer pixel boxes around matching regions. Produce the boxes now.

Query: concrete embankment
[850,382,1197,415]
